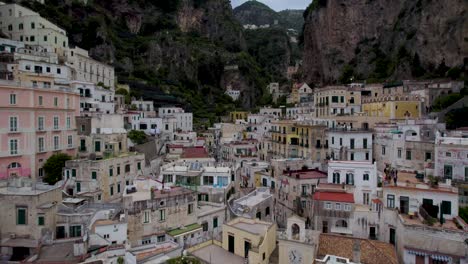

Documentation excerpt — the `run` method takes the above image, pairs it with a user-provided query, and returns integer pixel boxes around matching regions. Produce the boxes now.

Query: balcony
[330,226,352,235]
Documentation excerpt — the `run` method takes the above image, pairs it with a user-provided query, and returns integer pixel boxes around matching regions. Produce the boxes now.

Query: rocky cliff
[22,0,272,126]
[302,0,467,84]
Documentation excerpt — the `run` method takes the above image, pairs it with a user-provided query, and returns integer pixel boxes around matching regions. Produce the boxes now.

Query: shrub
[43,153,72,185]
[128,130,147,145]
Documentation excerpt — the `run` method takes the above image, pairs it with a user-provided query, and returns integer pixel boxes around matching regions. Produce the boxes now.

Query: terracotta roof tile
[313,192,355,203]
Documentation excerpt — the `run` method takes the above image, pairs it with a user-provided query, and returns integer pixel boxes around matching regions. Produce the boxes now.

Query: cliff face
[302,0,467,84]
[23,0,273,124]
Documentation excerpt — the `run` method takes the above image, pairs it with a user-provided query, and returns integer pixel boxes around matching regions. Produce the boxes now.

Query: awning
[431,254,452,262]
[407,250,427,256]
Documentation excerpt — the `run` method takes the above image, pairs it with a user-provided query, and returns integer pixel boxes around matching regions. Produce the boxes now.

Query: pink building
[0,79,80,180]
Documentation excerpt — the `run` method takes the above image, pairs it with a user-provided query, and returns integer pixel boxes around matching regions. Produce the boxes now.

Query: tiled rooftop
[317,234,398,264]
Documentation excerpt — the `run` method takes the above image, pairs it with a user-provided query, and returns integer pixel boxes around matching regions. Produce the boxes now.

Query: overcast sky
[231,0,311,11]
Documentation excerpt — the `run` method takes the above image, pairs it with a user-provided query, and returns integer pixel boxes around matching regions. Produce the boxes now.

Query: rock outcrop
[302,0,467,84]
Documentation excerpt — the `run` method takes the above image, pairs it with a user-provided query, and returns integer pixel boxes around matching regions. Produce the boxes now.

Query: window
[425,152,432,161]
[109,167,113,177]
[344,204,351,211]
[9,139,18,155]
[38,137,45,152]
[446,152,452,157]
[159,209,166,221]
[44,36,47,41]
[387,195,395,208]
[332,137,334,144]
[95,141,101,152]
[346,173,354,185]
[465,167,468,182]
[19,23,23,29]
[363,192,370,205]
[117,166,121,175]
[444,165,453,179]
[67,135,73,148]
[188,203,194,214]
[397,148,402,158]
[76,182,81,192]
[92,171,97,180]
[38,117,44,131]
[325,202,332,209]
[363,138,368,149]
[137,162,141,170]
[69,225,82,237]
[350,153,354,161]
[202,222,208,231]
[213,217,218,228]
[163,174,173,183]
[57,68,61,74]
[125,164,131,172]
[339,138,343,146]
[54,97,58,106]
[66,117,71,129]
[38,215,45,226]
[8,24,12,31]
[53,136,59,150]
[17,207,27,225]
[350,139,355,149]
[406,150,412,160]
[441,201,451,215]
[110,185,114,196]
[38,96,43,105]
[117,183,121,193]
[31,22,35,29]
[204,176,214,185]
[381,146,386,155]
[72,169,76,177]
[10,93,16,105]
[30,35,35,42]
[331,96,339,103]
[335,203,341,210]
[332,172,340,184]
[157,235,165,242]
[53,116,59,130]
[363,173,369,181]
[9,116,17,132]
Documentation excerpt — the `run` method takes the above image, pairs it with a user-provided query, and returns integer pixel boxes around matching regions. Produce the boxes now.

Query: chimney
[353,239,361,263]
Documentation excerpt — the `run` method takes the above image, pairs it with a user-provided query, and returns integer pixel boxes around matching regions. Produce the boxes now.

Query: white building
[225,88,240,101]
[159,107,193,132]
[72,81,115,114]
[434,134,468,181]
[328,160,378,205]
[328,128,373,161]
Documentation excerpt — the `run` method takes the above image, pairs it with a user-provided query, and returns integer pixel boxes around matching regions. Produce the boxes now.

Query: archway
[291,223,300,240]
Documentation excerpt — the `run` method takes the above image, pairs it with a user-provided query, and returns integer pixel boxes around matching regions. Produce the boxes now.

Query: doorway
[244,241,251,258]
[322,221,328,233]
[228,235,235,254]
[10,247,29,261]
[399,196,409,214]
[389,228,396,245]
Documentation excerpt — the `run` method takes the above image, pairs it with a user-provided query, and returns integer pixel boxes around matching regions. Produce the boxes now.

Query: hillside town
[0,2,467,264]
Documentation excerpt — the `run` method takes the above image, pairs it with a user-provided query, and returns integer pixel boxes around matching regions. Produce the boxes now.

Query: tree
[43,153,72,185]
[411,53,425,77]
[460,207,468,223]
[128,130,147,145]
[117,256,124,264]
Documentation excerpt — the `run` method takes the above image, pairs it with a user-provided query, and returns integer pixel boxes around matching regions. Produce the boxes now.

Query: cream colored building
[314,86,362,118]
[0,4,69,56]
[222,217,277,264]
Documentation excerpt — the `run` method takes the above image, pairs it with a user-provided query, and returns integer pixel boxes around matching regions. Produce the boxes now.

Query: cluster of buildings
[0,2,467,264]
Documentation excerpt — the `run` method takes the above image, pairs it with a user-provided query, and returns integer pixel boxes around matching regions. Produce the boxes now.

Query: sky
[231,0,311,11]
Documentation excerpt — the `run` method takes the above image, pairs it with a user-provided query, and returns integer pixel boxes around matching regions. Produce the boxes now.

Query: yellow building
[230,111,249,122]
[222,217,277,264]
[362,95,422,119]
[314,86,363,118]
[271,120,328,161]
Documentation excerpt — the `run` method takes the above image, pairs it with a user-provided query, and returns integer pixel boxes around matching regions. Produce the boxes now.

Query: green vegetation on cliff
[20,0,274,128]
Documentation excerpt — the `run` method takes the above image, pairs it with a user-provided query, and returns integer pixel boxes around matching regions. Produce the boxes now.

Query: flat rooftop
[232,221,270,235]
[192,244,244,264]
[0,182,59,196]
[235,188,272,207]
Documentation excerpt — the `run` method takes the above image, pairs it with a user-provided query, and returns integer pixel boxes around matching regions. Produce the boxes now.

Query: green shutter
[38,216,45,226]
[137,162,141,170]
[213,217,218,228]
[110,186,114,195]
[72,169,76,177]
[109,168,113,177]
[17,208,26,225]
[117,183,121,193]
[95,141,101,152]
[92,171,97,180]
[76,182,81,192]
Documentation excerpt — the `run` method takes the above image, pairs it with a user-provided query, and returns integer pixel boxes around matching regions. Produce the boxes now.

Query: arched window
[8,162,21,168]
[291,223,300,240]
